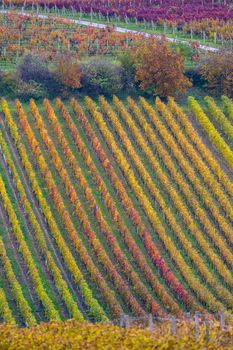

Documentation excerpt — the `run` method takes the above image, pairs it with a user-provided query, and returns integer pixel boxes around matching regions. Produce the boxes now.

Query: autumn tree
[57,54,82,90]
[200,50,233,98]
[132,39,191,97]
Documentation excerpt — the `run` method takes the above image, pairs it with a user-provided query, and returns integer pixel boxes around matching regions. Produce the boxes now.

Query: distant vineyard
[0,14,142,64]
[0,95,232,325]
[3,0,233,22]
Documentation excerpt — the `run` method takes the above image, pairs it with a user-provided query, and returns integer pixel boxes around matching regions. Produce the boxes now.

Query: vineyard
[0,94,232,328]
[0,13,146,67]
[1,0,233,45]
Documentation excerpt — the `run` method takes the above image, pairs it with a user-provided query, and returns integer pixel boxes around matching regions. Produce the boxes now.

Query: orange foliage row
[29,99,146,317]
[69,98,194,310]
[2,99,107,321]
[113,96,233,280]
[43,98,170,315]
[84,96,229,312]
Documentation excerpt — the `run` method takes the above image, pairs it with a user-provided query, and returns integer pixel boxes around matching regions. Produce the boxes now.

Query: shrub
[0,72,19,98]
[0,71,46,101]
[200,50,233,97]
[80,59,124,95]
[117,51,136,90]
[16,80,47,101]
[17,54,61,97]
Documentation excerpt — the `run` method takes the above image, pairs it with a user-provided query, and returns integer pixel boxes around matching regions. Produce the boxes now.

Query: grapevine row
[29,99,145,317]
[0,237,36,326]
[84,96,223,312]
[68,98,196,310]
[188,96,233,169]
[205,96,233,144]
[1,99,108,322]
[167,97,233,198]
[0,130,84,320]
[43,99,172,315]
[0,288,16,324]
[140,98,233,245]
[155,97,233,223]
[0,168,61,321]
[221,96,233,121]
[112,96,233,275]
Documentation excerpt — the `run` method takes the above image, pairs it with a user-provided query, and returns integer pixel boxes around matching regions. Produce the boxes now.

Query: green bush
[80,58,124,95]
[0,71,46,101]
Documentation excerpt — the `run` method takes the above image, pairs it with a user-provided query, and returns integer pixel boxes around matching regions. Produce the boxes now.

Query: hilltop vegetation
[0,318,233,349]
[0,1,232,348]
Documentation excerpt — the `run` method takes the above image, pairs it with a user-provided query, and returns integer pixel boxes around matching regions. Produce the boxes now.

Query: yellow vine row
[205,96,233,144]
[188,96,233,169]
[0,287,16,324]
[140,97,233,246]
[43,99,169,315]
[0,171,61,321]
[0,130,84,320]
[113,96,233,277]
[167,97,233,198]
[221,96,233,121]
[29,99,145,317]
[0,237,36,326]
[1,99,108,322]
[85,96,223,313]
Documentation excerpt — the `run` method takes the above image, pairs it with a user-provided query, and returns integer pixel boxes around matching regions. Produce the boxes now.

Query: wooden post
[220,310,225,329]
[203,31,206,43]
[148,314,153,331]
[205,319,209,343]
[214,32,217,44]
[119,314,124,327]
[171,316,176,335]
[163,22,166,34]
[194,312,200,340]
[124,315,130,328]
